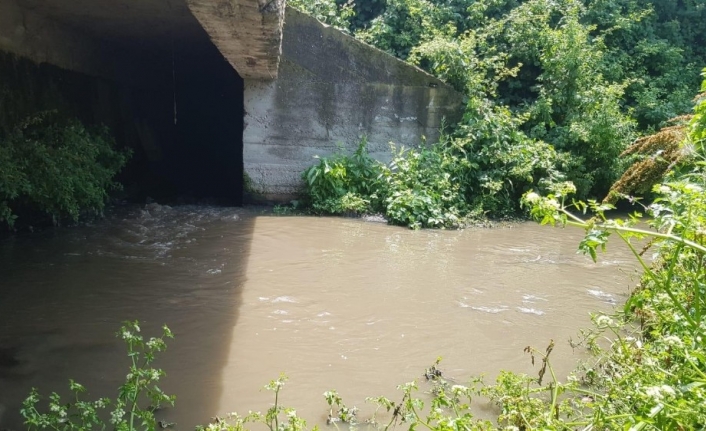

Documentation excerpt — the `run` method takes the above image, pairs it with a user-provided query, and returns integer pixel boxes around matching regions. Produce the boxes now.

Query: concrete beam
[1,0,181,87]
[0,0,112,78]
[186,0,284,79]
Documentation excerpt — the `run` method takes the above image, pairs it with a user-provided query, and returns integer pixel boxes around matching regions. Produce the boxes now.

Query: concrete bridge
[0,0,463,202]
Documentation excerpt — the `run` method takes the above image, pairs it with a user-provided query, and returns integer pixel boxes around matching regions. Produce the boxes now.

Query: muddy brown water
[0,205,639,429]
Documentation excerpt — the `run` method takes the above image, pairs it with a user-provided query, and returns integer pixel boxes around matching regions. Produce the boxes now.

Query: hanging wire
[172,38,177,125]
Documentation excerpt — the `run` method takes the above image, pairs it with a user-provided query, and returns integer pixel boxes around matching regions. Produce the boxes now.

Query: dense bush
[301,105,559,227]
[295,0,706,214]
[0,112,131,228]
[302,138,384,215]
[380,138,471,228]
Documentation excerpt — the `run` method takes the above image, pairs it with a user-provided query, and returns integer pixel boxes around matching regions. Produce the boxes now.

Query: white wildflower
[645,385,676,402]
[662,335,683,348]
[110,408,125,424]
[595,315,615,327]
[451,385,468,394]
[524,192,540,204]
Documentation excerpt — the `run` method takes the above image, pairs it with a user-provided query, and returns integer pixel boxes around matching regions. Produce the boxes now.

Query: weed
[21,321,175,431]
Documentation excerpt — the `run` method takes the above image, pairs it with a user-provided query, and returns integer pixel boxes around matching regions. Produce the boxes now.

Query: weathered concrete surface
[187,0,284,79]
[3,0,283,82]
[243,8,464,201]
[0,0,111,78]
[14,0,199,48]
[0,0,186,86]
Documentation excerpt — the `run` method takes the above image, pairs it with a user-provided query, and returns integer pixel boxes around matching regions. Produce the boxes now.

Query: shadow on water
[0,206,256,430]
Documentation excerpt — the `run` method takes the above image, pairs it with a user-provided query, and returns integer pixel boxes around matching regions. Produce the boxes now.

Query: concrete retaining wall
[242,8,464,201]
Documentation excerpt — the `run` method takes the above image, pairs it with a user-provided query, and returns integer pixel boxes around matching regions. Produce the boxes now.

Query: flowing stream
[0,205,639,429]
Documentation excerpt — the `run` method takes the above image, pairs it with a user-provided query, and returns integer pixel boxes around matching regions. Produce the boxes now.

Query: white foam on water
[272,296,298,303]
[470,305,510,314]
[517,307,545,316]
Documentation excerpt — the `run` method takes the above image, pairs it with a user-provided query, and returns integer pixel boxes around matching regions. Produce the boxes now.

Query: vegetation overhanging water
[1,0,706,429]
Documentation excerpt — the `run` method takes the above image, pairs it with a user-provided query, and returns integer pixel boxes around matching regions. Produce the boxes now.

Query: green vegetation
[24,75,706,430]
[510,68,706,429]
[22,321,175,431]
[14,2,706,430]
[287,0,356,30]
[302,138,384,215]
[294,0,706,225]
[0,111,130,228]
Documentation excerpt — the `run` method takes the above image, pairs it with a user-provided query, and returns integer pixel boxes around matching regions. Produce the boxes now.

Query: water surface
[0,206,639,429]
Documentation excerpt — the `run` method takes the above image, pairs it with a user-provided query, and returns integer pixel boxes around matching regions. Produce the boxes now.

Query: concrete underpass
[0,0,464,203]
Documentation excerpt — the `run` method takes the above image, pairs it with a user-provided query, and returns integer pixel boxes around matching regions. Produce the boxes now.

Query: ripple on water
[517,307,546,316]
[522,294,549,303]
[458,303,510,313]
[587,289,617,304]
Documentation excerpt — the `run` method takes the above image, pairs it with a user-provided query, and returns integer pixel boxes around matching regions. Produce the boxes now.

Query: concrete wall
[243,8,464,201]
[0,0,110,77]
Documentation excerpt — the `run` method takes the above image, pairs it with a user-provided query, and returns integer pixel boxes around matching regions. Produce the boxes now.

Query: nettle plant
[21,321,175,431]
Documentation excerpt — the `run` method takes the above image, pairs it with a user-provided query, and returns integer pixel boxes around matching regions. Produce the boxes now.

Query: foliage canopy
[293,0,706,223]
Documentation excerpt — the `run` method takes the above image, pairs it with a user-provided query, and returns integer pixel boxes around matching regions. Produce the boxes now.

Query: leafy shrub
[0,112,130,227]
[380,139,471,229]
[453,99,562,216]
[522,8,636,197]
[302,138,384,215]
[301,104,561,227]
[355,0,448,60]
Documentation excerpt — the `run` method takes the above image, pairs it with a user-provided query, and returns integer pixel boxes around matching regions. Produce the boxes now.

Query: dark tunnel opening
[172,43,244,205]
[119,33,245,206]
[0,4,248,220]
